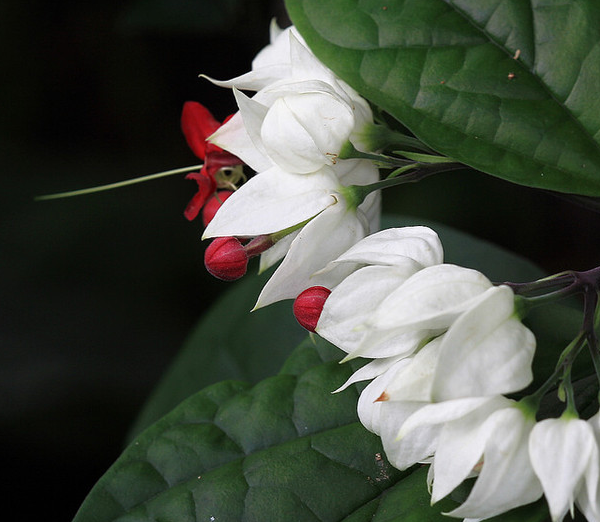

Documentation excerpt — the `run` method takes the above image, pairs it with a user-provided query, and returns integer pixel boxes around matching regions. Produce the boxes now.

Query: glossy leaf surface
[287,0,600,195]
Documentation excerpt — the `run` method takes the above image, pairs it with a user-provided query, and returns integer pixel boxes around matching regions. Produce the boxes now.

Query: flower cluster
[174,19,600,522]
[294,227,600,521]
[200,22,381,308]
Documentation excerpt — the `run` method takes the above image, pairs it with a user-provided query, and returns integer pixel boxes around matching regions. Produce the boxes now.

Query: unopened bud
[202,190,233,227]
[204,237,248,281]
[293,286,331,332]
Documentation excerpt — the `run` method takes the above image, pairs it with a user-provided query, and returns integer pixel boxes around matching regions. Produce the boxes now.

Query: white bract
[529,415,600,522]
[577,411,600,522]
[316,227,444,360]
[432,405,543,519]
[208,28,372,174]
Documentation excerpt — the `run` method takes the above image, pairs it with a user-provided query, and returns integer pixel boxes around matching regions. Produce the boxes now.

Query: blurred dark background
[2,0,600,519]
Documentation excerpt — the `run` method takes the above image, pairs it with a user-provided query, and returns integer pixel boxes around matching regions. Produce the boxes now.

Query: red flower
[181,101,243,221]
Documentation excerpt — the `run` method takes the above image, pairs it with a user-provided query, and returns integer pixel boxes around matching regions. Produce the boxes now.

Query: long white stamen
[35,164,203,201]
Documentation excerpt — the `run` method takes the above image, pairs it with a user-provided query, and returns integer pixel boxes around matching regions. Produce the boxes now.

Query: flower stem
[35,164,204,200]
[526,331,587,408]
[343,161,465,206]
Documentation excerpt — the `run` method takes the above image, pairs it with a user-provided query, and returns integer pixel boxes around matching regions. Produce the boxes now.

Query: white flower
[315,240,539,518]
[387,395,511,471]
[201,21,381,305]
[529,415,600,521]
[253,193,370,307]
[373,289,535,465]
[433,405,543,519]
[209,29,372,174]
[366,264,494,332]
[203,165,339,238]
[429,284,536,401]
[203,162,379,307]
[316,227,444,359]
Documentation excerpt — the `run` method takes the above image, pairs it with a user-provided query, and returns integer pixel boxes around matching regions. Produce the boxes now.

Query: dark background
[3,0,600,519]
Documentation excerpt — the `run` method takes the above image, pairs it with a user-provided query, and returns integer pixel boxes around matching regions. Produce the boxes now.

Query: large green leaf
[286,0,600,196]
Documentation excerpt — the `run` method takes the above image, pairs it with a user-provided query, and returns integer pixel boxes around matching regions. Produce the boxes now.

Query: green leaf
[286,0,600,195]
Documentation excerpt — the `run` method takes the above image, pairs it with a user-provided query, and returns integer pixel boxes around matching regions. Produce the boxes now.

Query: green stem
[501,271,575,297]
[358,122,434,153]
[343,161,465,206]
[35,164,204,200]
[526,331,587,407]
[337,141,412,167]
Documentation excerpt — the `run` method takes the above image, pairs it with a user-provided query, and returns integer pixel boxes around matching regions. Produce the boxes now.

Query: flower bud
[202,190,234,227]
[293,286,331,332]
[204,237,248,281]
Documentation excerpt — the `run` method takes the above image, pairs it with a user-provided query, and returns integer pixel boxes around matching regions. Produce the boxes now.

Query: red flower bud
[202,190,234,227]
[204,237,248,281]
[293,286,331,332]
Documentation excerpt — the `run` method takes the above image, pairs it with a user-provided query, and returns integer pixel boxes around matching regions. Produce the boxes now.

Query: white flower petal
[394,396,511,474]
[371,264,493,331]
[378,399,429,468]
[355,357,412,433]
[201,24,303,91]
[201,66,292,92]
[261,90,354,173]
[230,88,274,167]
[254,198,367,307]
[431,402,500,504]
[203,166,338,239]
[317,263,421,355]
[328,226,443,268]
[446,407,543,519]
[258,230,299,273]
[347,327,429,361]
[208,111,272,173]
[398,396,505,439]
[530,417,598,522]
[432,286,535,400]
[334,354,409,393]
[576,411,600,521]
[385,336,444,402]
[288,30,337,84]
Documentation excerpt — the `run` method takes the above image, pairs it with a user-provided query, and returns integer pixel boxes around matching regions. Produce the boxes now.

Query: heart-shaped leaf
[286,0,600,196]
